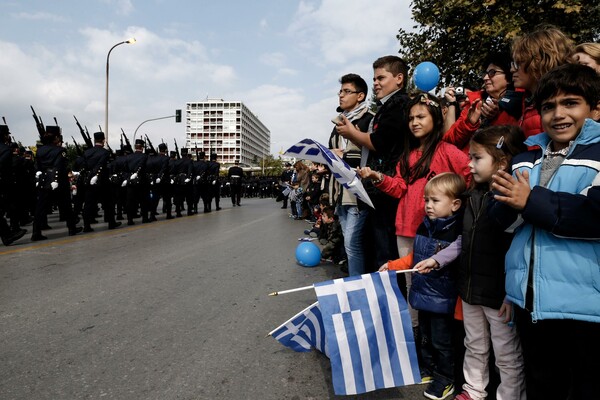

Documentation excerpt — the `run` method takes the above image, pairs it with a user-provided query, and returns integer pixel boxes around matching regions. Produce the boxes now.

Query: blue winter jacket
[489,118,600,323]
[409,214,461,315]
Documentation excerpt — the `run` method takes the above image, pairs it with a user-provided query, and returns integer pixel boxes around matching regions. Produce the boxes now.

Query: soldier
[125,139,149,225]
[228,159,244,206]
[191,151,207,214]
[150,143,172,220]
[31,126,82,241]
[0,125,26,245]
[206,152,221,212]
[170,148,193,217]
[82,132,121,232]
[109,148,128,221]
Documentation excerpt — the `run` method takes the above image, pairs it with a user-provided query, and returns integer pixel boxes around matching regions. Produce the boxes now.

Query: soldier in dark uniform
[170,148,193,217]
[82,132,121,232]
[191,151,207,214]
[31,126,82,241]
[206,153,221,212]
[228,159,244,206]
[125,139,149,225]
[109,148,128,220]
[22,149,36,223]
[148,143,171,220]
[0,125,27,245]
[71,146,88,220]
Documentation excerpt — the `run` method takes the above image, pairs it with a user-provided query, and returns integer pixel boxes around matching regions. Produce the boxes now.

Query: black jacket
[84,145,111,184]
[458,187,513,309]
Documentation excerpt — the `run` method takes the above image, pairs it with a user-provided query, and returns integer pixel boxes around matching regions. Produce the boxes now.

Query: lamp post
[104,37,136,148]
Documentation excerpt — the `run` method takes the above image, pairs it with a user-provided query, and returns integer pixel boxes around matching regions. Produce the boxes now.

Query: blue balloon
[414,61,440,92]
[295,242,321,267]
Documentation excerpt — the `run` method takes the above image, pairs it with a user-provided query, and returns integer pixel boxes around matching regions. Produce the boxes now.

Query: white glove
[155,178,161,184]
[121,180,128,187]
[90,176,98,185]
[184,178,191,183]
[130,173,138,180]
[212,180,217,185]
[196,176,201,181]
[50,182,59,190]
[36,171,42,177]
[170,179,174,184]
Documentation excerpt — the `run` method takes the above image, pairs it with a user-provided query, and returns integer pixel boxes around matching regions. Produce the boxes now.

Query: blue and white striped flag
[314,271,420,395]
[270,301,329,356]
[284,139,374,208]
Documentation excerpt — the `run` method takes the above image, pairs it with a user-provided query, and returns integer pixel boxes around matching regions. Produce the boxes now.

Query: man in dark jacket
[206,153,221,212]
[82,132,121,232]
[32,126,82,240]
[228,159,244,206]
[0,125,26,245]
[125,139,148,225]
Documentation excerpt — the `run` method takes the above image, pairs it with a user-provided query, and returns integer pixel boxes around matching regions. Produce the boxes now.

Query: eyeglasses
[510,61,520,70]
[482,69,505,78]
[338,89,359,96]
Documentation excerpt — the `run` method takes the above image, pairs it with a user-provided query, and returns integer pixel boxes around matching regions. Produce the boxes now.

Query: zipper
[466,191,488,302]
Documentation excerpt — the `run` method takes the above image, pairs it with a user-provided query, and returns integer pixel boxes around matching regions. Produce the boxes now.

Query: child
[490,63,600,400]
[303,171,322,222]
[381,172,467,400]
[358,92,471,340]
[451,125,527,400]
[303,193,330,238]
[318,206,344,264]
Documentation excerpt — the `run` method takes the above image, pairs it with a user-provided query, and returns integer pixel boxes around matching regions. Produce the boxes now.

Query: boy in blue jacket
[490,63,600,400]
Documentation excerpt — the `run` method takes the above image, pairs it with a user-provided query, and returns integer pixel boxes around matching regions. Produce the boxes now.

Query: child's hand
[492,169,531,210]
[498,302,512,324]
[357,166,377,180]
[414,258,439,274]
[379,263,389,272]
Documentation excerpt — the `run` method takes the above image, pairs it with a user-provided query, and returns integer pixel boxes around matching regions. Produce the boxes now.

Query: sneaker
[420,375,433,385]
[453,391,473,400]
[424,381,454,400]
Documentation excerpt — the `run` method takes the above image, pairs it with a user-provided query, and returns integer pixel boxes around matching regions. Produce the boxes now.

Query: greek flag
[271,301,328,356]
[284,139,374,208]
[314,271,420,395]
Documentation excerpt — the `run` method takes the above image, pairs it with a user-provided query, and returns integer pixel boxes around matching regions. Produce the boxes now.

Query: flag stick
[268,284,314,296]
[266,301,319,337]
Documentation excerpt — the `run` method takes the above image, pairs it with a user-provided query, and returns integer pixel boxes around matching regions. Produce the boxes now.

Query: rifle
[120,134,124,150]
[121,128,132,150]
[145,134,156,153]
[71,136,84,156]
[74,115,93,148]
[30,105,45,140]
[174,139,181,159]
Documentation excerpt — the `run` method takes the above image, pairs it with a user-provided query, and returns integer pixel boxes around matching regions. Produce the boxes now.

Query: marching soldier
[228,159,244,206]
[149,143,172,220]
[31,126,82,241]
[82,132,121,232]
[125,139,149,225]
[0,125,26,245]
[206,152,221,212]
[192,151,207,214]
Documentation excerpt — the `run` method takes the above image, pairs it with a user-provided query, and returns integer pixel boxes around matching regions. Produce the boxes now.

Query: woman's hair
[399,92,444,183]
[574,42,600,65]
[470,125,527,173]
[511,25,574,85]
[424,172,466,200]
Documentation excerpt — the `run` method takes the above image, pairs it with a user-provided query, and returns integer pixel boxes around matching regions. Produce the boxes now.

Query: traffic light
[175,109,182,123]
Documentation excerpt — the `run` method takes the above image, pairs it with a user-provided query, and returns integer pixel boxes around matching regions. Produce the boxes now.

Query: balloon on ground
[295,242,321,267]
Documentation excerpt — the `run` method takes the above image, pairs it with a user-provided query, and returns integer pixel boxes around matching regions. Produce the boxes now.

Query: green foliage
[397,0,600,88]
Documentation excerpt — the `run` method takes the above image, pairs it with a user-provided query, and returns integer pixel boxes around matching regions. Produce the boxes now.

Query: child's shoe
[424,380,454,400]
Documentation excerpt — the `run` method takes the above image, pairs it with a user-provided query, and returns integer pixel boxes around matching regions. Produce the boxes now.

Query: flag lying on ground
[284,139,374,209]
[270,271,419,395]
[270,301,329,356]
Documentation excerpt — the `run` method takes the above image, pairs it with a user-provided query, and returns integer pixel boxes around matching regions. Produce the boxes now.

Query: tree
[397,0,600,89]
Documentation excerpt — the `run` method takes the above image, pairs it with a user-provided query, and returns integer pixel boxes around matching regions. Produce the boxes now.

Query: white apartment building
[184,98,270,165]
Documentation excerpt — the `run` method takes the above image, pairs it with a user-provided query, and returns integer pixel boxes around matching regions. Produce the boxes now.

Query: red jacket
[375,141,471,237]
[443,90,519,153]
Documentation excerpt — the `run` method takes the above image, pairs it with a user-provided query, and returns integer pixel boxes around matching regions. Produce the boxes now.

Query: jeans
[419,310,455,385]
[336,204,368,276]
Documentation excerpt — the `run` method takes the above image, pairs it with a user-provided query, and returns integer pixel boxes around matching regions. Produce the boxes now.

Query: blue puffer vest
[409,214,461,314]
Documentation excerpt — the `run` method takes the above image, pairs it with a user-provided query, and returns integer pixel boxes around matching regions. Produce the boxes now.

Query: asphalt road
[0,197,425,400]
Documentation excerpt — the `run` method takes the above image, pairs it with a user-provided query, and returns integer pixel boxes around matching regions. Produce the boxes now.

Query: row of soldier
[0,125,224,245]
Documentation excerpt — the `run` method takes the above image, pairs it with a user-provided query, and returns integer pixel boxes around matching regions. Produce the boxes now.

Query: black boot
[2,229,27,246]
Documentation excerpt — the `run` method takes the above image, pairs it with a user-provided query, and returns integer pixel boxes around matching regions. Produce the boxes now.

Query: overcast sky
[0,0,414,156]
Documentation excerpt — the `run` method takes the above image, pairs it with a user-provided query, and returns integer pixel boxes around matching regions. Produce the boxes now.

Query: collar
[379,89,401,105]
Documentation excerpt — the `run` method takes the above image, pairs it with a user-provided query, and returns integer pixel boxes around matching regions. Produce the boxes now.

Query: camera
[455,87,464,95]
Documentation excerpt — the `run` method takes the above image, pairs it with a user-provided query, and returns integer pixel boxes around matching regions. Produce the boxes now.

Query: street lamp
[104,37,136,148]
